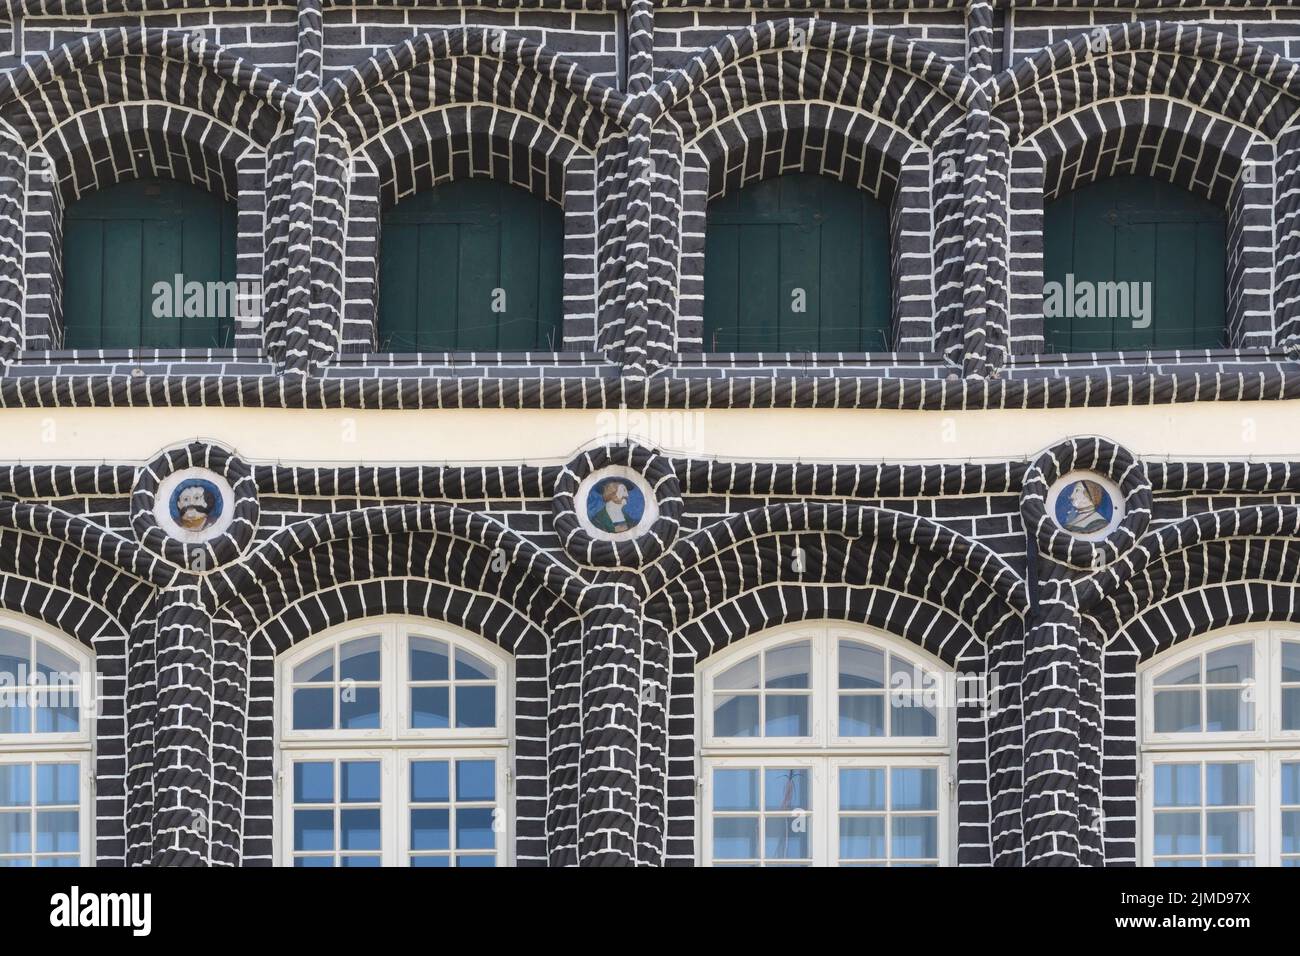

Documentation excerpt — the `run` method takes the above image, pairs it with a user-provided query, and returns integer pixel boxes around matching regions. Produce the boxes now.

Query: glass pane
[891,768,938,811]
[457,855,495,868]
[1206,762,1252,806]
[1153,689,1200,733]
[411,855,449,867]
[1155,657,1200,687]
[341,855,380,867]
[454,648,496,682]
[455,686,495,728]
[713,694,759,737]
[892,816,938,859]
[764,695,809,737]
[1283,762,1300,807]
[411,809,450,850]
[35,639,76,679]
[1282,688,1300,732]
[1282,642,1300,683]
[411,761,449,803]
[36,764,78,806]
[456,760,495,803]
[339,809,381,851]
[0,629,30,676]
[839,642,885,689]
[0,764,31,806]
[1205,810,1251,856]
[713,817,759,860]
[339,686,380,729]
[411,686,450,729]
[293,809,334,852]
[839,816,885,860]
[1154,763,1200,807]
[765,816,809,860]
[713,769,759,812]
[1282,810,1299,855]
[1205,644,1252,684]
[893,701,938,738]
[1154,811,1200,856]
[839,694,885,737]
[1205,688,1251,733]
[293,762,333,804]
[339,636,381,682]
[0,810,30,854]
[715,654,759,691]
[840,768,886,811]
[765,642,810,689]
[294,856,333,868]
[0,689,30,734]
[34,687,79,734]
[340,761,380,803]
[294,648,333,684]
[409,637,449,682]
[764,769,809,812]
[456,808,495,850]
[292,687,333,731]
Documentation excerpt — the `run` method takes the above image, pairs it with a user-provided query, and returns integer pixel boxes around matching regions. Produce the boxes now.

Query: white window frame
[696,622,954,867]
[1139,626,1300,866]
[274,618,512,867]
[0,614,95,867]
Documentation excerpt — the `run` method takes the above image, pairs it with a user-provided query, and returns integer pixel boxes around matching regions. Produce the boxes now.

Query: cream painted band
[0,401,1295,467]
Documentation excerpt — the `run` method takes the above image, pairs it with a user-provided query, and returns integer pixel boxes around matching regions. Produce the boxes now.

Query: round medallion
[154,467,236,544]
[575,467,659,542]
[1046,470,1124,542]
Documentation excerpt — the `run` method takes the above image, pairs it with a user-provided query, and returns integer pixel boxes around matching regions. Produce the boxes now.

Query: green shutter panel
[1043,175,1226,352]
[703,172,892,352]
[377,179,564,352]
[62,178,236,349]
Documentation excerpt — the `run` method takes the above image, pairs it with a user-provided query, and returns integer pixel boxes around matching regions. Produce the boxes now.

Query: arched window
[1140,628,1300,866]
[377,179,563,352]
[276,619,510,867]
[703,173,892,352]
[0,616,93,867]
[1043,175,1226,352]
[697,623,952,866]
[63,178,238,349]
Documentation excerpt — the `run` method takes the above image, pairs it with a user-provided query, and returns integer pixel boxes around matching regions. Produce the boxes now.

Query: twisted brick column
[151,583,213,866]
[1021,561,1081,866]
[576,577,642,865]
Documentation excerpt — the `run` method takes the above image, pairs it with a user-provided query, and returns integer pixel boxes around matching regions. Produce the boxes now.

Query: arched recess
[0,541,151,867]
[665,22,971,356]
[318,31,622,360]
[994,24,1300,355]
[1079,510,1300,866]
[238,579,563,868]
[643,507,1027,867]
[212,510,582,866]
[0,32,287,358]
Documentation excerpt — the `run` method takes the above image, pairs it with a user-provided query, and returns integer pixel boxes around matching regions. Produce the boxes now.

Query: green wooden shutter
[1043,175,1226,352]
[63,178,237,349]
[703,173,892,352]
[377,178,564,352]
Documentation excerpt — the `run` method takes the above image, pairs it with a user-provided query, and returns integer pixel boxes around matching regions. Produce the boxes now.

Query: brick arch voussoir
[1106,580,1300,665]
[1025,98,1263,205]
[662,582,986,670]
[658,18,972,123]
[37,103,258,203]
[994,22,1300,145]
[352,104,579,209]
[322,28,625,127]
